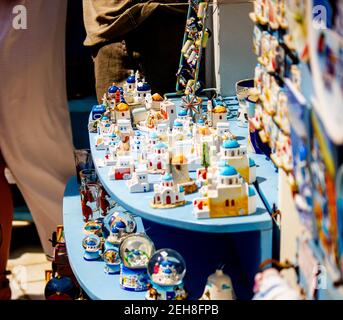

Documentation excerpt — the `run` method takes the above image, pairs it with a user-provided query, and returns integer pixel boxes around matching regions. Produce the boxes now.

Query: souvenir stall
[54,0,343,300]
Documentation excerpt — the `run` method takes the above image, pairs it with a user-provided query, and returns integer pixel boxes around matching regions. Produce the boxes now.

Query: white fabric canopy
[0,0,75,255]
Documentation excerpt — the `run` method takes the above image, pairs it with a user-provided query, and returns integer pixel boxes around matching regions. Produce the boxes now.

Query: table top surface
[89,104,276,233]
[63,176,147,300]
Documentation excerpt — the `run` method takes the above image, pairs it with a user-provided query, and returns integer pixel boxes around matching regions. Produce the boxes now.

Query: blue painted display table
[62,101,278,300]
[63,176,146,300]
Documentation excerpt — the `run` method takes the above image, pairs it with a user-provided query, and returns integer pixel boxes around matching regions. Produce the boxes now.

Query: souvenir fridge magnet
[119,233,155,292]
[146,249,187,300]
[308,0,343,144]
[199,269,235,300]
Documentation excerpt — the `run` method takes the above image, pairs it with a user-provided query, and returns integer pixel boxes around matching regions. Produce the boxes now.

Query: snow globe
[103,248,121,274]
[146,248,187,300]
[103,211,137,250]
[119,233,155,292]
[82,234,102,261]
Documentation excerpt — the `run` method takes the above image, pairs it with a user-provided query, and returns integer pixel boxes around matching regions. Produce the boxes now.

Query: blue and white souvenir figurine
[119,233,155,292]
[145,248,187,300]
[91,104,106,120]
[82,234,102,261]
[103,248,121,274]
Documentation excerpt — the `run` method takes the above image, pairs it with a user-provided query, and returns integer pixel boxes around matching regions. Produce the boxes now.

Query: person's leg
[92,41,134,103]
[125,8,187,94]
[0,152,13,300]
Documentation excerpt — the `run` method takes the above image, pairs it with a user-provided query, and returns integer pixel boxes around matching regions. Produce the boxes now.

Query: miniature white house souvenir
[219,139,256,183]
[193,163,257,218]
[103,248,121,274]
[169,154,197,194]
[108,156,134,180]
[119,233,155,292]
[200,269,235,300]
[126,168,150,193]
[146,93,164,111]
[146,249,187,300]
[160,100,177,128]
[147,142,169,173]
[151,173,186,209]
[82,234,102,261]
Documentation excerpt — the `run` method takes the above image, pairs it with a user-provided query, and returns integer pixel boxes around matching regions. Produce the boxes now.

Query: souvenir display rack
[176,0,210,94]
[249,0,343,300]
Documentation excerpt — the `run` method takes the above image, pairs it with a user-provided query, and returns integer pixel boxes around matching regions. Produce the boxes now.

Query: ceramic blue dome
[162,173,173,181]
[178,109,187,117]
[127,75,136,84]
[135,131,142,136]
[137,83,151,92]
[173,121,183,127]
[108,84,120,94]
[109,133,117,138]
[219,166,238,176]
[150,131,158,139]
[163,268,172,274]
[161,260,173,267]
[222,140,239,149]
[249,158,256,167]
[198,119,205,124]
[154,142,167,149]
[179,186,184,193]
[102,116,109,121]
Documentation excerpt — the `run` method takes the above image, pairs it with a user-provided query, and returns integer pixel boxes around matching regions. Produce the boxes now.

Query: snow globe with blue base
[82,234,102,261]
[103,248,121,274]
[119,233,155,292]
[145,248,187,300]
[102,211,136,250]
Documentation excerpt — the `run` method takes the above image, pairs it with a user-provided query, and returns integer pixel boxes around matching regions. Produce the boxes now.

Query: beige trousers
[0,0,75,255]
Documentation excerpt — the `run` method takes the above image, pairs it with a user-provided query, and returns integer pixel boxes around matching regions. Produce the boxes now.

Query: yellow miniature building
[220,140,256,184]
[193,164,257,219]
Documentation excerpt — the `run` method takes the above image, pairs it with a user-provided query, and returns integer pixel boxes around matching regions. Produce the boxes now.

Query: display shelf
[89,122,273,235]
[91,142,272,234]
[63,176,146,300]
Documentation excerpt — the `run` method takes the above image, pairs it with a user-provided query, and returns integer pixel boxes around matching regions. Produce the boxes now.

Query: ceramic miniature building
[219,140,256,183]
[208,105,228,128]
[169,154,197,194]
[146,93,164,111]
[136,82,151,103]
[193,164,257,219]
[147,142,168,172]
[108,156,134,180]
[160,100,176,129]
[126,169,150,193]
[151,173,186,208]
[115,102,131,121]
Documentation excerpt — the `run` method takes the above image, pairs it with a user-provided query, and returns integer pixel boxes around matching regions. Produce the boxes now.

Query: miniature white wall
[212,0,256,96]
